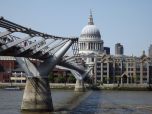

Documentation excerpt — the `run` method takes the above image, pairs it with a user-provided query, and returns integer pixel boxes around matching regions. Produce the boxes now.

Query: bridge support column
[21,77,53,112]
[74,79,85,92]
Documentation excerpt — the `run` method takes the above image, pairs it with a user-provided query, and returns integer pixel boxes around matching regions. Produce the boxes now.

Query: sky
[0,0,152,56]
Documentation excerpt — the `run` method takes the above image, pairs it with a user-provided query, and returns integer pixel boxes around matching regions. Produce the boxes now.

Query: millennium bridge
[0,17,92,112]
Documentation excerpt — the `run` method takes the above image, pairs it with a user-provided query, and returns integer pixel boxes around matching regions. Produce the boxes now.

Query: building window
[91,58,94,62]
[128,68,130,71]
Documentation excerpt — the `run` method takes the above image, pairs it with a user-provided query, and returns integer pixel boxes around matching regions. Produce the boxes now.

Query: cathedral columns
[80,42,87,50]
[85,42,103,51]
[87,42,89,50]
[91,43,92,50]
[95,43,97,50]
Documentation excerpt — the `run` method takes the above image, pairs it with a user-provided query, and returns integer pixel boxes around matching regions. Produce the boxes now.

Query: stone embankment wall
[98,84,152,90]
[0,83,151,90]
[0,83,76,89]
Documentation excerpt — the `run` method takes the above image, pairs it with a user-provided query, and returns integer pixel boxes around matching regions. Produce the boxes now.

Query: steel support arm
[15,57,40,77]
[56,65,82,80]
[70,67,92,79]
[59,61,85,74]
[59,61,92,79]
[71,70,83,80]
[56,65,92,80]
[54,40,72,58]
[38,40,73,76]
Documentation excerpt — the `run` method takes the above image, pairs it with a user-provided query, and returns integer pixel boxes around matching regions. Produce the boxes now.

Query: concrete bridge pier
[75,79,85,92]
[16,40,73,112]
[21,77,53,112]
[15,57,54,112]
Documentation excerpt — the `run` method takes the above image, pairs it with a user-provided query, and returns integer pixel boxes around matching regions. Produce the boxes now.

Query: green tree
[67,75,76,83]
[48,72,54,83]
[56,76,66,83]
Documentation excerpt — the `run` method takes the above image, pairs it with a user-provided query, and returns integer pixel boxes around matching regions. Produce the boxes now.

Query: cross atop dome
[88,9,94,25]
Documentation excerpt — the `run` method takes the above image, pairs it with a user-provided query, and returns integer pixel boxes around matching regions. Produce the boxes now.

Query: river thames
[0,89,152,114]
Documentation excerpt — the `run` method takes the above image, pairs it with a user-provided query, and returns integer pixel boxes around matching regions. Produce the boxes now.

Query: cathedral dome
[79,11,101,40]
[80,25,101,38]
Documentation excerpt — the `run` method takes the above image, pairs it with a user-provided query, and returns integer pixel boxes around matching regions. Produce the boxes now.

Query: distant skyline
[0,0,152,56]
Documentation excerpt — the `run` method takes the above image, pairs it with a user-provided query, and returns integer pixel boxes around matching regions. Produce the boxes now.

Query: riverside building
[79,12,152,85]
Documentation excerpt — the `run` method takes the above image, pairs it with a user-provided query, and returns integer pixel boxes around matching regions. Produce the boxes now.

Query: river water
[0,89,152,114]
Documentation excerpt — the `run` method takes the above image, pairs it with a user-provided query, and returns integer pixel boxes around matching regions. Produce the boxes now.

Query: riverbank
[0,83,152,91]
[90,84,152,91]
[0,83,75,90]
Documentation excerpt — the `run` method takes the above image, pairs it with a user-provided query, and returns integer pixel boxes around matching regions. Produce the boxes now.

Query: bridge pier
[74,79,85,92]
[15,40,73,112]
[21,77,53,112]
